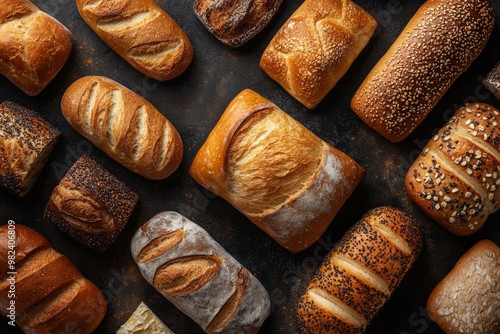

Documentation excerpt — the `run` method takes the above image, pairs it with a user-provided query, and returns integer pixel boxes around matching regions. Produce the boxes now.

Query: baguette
[189,89,364,253]
[193,0,283,48]
[259,0,377,109]
[405,103,500,236]
[131,211,271,334]
[0,0,73,96]
[297,206,422,334]
[61,75,183,180]
[76,0,193,81]
[351,0,495,142]
[427,240,500,334]
[0,224,107,334]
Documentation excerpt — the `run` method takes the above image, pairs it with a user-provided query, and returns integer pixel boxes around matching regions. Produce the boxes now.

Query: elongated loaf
[351,0,495,142]
[297,206,422,334]
[405,103,500,236]
[131,211,271,334]
[259,0,377,109]
[61,76,183,180]
[76,0,193,81]
[189,89,364,253]
[194,0,283,48]
[0,0,73,96]
[427,240,500,334]
[0,224,107,334]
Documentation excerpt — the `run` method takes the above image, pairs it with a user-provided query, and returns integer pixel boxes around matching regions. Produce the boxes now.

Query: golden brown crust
[405,103,500,235]
[76,0,192,80]
[61,76,183,180]
[260,0,377,109]
[351,0,495,142]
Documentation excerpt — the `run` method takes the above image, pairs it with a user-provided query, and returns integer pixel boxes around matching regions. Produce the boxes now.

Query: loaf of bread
[351,0,495,142]
[405,103,500,236]
[0,0,73,96]
[44,155,139,251]
[296,206,422,334]
[0,224,107,333]
[259,0,377,109]
[76,0,192,81]
[131,211,271,334]
[193,0,283,48]
[427,240,500,334]
[189,89,364,253]
[117,301,175,334]
[61,76,183,180]
[0,101,61,197]
[483,61,500,100]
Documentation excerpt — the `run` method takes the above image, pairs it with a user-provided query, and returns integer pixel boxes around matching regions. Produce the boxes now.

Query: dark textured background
[1,0,500,333]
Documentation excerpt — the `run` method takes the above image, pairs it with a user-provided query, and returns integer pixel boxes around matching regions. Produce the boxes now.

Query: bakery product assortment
[76,0,193,81]
[405,103,500,236]
[260,0,377,109]
[44,155,140,252]
[131,211,271,334]
[0,101,61,197]
[61,75,183,180]
[189,89,364,253]
[193,0,283,48]
[296,206,422,334]
[117,302,175,334]
[0,224,107,334]
[0,0,73,96]
[483,61,500,100]
[351,0,495,142]
[427,239,500,334]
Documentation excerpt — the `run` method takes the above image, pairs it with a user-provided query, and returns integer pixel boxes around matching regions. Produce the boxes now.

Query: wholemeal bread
[483,61,500,100]
[61,75,183,180]
[259,0,377,109]
[131,211,271,334]
[351,0,495,142]
[193,0,283,48]
[405,103,500,235]
[76,0,192,81]
[189,89,364,253]
[0,224,107,334]
[0,0,73,96]
[297,206,422,334]
[427,239,500,334]
[117,301,175,334]
[0,101,61,197]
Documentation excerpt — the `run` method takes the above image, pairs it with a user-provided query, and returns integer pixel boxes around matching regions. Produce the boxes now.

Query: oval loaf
[61,75,183,180]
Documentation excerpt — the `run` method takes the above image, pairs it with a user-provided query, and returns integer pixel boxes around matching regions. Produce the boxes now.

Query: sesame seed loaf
[427,239,500,334]
[189,89,364,253]
[405,103,500,236]
[296,206,422,334]
[260,0,377,109]
[351,0,495,142]
[483,61,500,101]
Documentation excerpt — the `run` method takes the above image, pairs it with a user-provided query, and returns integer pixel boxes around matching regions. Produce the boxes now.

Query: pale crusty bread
[189,89,364,253]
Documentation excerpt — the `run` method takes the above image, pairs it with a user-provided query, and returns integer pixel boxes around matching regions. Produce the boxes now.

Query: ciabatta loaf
[351,0,495,142]
[297,207,422,334]
[61,76,183,180]
[131,211,271,334]
[405,103,500,235]
[260,0,377,109]
[189,89,364,253]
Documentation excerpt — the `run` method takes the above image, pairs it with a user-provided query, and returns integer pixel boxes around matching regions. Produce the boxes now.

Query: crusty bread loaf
[297,206,422,334]
[61,76,183,180]
[193,0,283,48]
[44,155,139,251]
[0,0,73,96]
[117,301,175,334]
[189,89,364,253]
[76,0,192,81]
[405,103,500,236]
[259,0,377,109]
[427,239,500,334]
[131,211,271,334]
[0,224,107,334]
[0,101,61,197]
[483,61,500,100]
[351,0,495,142]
